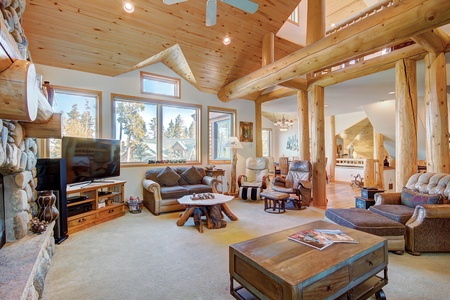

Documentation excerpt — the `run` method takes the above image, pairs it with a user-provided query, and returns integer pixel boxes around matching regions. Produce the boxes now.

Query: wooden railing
[335,158,381,187]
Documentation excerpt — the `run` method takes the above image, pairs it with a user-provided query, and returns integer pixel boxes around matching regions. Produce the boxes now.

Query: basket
[127,196,142,214]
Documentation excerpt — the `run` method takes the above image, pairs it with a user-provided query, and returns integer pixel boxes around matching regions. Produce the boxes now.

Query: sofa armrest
[202,176,219,193]
[405,204,450,254]
[142,178,163,215]
[374,192,402,205]
[142,178,161,195]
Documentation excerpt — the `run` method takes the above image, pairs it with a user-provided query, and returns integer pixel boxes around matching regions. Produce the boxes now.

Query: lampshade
[224,136,243,149]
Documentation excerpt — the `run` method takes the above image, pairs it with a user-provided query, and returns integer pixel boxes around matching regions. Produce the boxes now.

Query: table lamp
[225,136,243,195]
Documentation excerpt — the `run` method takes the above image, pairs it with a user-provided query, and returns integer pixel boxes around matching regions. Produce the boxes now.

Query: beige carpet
[42,200,450,300]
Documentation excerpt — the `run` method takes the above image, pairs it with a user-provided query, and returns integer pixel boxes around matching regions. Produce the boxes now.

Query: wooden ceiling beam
[309,43,427,87]
[217,0,450,102]
[255,87,297,104]
[411,28,449,53]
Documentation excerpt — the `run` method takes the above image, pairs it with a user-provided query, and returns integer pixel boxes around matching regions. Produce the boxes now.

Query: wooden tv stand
[66,180,126,234]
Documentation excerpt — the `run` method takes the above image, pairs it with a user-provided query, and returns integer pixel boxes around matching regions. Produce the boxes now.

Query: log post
[364,158,375,187]
[374,132,384,189]
[311,85,327,207]
[329,116,336,182]
[298,90,310,161]
[424,52,449,173]
[395,59,417,190]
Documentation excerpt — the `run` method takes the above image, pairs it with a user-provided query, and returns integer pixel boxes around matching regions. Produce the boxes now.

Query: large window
[48,87,101,158]
[140,72,180,98]
[288,6,299,25]
[208,107,236,164]
[113,94,200,164]
[262,128,272,157]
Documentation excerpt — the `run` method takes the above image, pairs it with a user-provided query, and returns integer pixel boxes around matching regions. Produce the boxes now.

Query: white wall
[36,63,256,199]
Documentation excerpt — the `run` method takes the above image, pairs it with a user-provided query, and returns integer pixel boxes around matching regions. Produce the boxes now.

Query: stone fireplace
[0,120,56,300]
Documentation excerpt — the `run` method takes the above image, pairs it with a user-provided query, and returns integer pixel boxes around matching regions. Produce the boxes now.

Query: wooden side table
[206,169,226,193]
[355,196,376,209]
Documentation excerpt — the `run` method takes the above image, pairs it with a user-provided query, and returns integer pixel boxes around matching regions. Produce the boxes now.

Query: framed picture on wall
[239,121,253,142]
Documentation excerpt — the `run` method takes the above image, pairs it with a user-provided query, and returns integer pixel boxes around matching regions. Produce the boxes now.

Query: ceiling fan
[163,0,259,26]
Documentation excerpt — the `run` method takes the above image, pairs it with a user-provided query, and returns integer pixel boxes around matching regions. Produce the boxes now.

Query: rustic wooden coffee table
[229,220,388,300]
[177,194,238,233]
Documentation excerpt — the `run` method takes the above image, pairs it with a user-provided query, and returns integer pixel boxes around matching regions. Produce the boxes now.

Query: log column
[298,90,310,161]
[255,32,275,157]
[311,85,326,206]
[329,115,336,182]
[395,59,417,190]
[374,132,384,189]
[424,52,449,173]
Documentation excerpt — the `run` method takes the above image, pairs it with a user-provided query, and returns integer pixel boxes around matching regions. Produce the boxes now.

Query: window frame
[262,128,273,157]
[140,71,181,99]
[41,86,102,158]
[207,106,237,165]
[112,93,201,167]
[288,5,300,25]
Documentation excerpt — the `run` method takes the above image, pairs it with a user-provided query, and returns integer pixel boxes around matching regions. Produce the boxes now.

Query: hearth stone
[0,222,55,300]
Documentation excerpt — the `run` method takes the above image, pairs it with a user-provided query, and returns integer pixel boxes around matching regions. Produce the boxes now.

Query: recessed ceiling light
[388,91,395,95]
[325,104,329,107]
[123,2,134,13]
[223,37,231,45]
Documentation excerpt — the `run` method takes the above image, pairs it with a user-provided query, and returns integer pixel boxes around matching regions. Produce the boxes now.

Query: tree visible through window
[113,95,200,164]
[49,88,100,158]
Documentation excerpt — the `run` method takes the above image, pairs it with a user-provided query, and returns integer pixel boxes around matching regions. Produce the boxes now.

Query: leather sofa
[372,172,450,255]
[142,166,218,215]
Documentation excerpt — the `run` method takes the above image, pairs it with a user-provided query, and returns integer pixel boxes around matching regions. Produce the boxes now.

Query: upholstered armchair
[372,172,450,255]
[238,157,269,189]
[272,160,312,207]
[238,157,269,200]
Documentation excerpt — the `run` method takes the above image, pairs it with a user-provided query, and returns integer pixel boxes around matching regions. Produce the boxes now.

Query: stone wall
[1,120,38,242]
[0,0,28,59]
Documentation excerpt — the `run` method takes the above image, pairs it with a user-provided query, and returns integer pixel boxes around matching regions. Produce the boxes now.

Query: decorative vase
[42,81,55,107]
[37,190,59,223]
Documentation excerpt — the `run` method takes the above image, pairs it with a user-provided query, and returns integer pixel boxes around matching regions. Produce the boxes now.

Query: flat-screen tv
[61,137,120,185]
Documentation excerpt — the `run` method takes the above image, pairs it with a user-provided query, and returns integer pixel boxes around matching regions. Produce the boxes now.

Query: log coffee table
[230,220,388,300]
[177,193,238,233]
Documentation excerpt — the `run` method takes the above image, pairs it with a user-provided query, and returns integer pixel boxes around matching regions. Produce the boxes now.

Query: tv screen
[61,137,120,185]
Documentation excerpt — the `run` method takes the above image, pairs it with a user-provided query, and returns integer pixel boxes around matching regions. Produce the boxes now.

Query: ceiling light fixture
[223,37,231,45]
[123,2,135,13]
[273,114,294,132]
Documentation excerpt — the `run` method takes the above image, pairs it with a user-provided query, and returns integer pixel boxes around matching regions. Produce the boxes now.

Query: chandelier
[273,114,294,132]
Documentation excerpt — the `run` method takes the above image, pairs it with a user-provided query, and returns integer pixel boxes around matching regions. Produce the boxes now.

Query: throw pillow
[156,167,181,186]
[401,188,442,208]
[181,166,203,185]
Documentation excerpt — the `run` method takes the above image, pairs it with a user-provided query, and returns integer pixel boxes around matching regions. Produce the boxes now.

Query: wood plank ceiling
[21,0,374,97]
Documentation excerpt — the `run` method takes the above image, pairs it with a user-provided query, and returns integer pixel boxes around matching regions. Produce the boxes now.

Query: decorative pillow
[156,167,181,186]
[401,188,442,208]
[181,166,203,185]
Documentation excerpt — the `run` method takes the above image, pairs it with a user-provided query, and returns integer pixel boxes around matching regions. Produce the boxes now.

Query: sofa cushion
[182,184,212,194]
[157,167,181,186]
[400,188,442,208]
[369,204,415,224]
[181,166,203,185]
[160,186,190,199]
[325,208,406,237]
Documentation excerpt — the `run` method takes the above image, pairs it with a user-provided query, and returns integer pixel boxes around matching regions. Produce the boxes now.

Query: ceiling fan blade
[221,0,258,13]
[206,0,217,27]
[163,0,188,5]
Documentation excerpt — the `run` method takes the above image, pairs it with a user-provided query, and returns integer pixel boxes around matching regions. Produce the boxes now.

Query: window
[208,107,236,164]
[48,87,101,158]
[140,72,180,98]
[113,94,200,164]
[262,129,272,157]
[288,6,299,25]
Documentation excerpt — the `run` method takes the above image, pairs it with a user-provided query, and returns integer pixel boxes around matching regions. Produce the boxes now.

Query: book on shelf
[288,229,358,250]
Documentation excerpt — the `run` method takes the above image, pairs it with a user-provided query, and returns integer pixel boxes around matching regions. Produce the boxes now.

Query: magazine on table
[288,229,358,250]
[315,229,359,244]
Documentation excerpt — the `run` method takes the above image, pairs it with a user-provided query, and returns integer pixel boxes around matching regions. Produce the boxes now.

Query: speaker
[36,158,68,244]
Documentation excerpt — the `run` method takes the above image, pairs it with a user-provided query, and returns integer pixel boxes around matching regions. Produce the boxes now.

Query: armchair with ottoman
[325,172,450,255]
[238,157,269,201]
[142,166,218,215]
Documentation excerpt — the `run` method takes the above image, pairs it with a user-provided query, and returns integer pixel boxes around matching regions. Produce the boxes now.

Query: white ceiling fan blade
[221,0,258,14]
[163,0,188,5]
[206,0,217,27]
